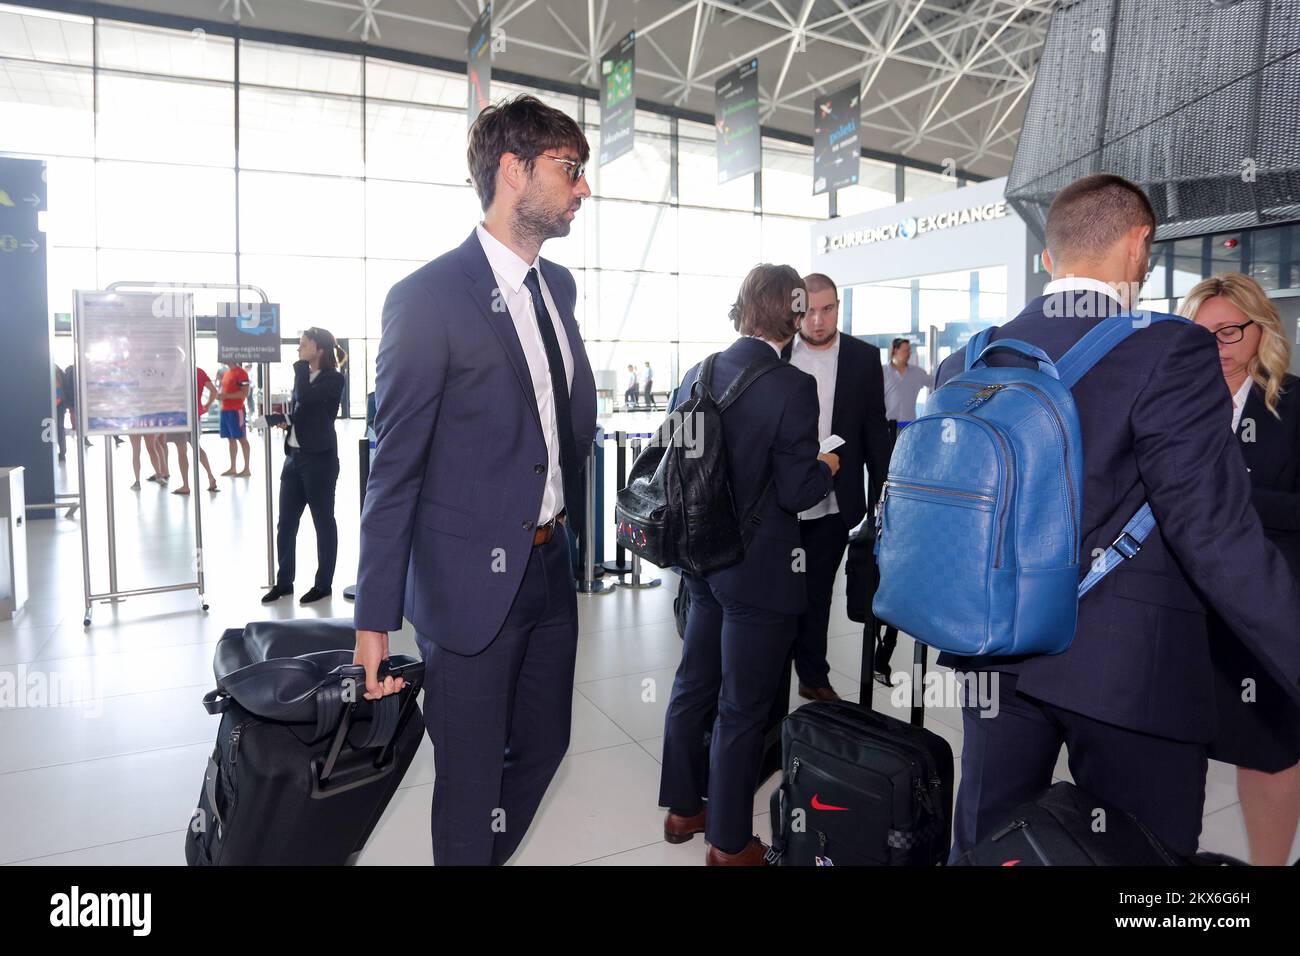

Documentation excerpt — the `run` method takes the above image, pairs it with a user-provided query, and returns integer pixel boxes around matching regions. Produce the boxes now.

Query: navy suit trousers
[952,673,1209,860]
[659,572,796,854]
[418,526,578,865]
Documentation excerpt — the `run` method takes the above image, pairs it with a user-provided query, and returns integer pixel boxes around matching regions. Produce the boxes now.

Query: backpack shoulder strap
[716,355,783,412]
[1077,502,1158,597]
[1056,313,1191,389]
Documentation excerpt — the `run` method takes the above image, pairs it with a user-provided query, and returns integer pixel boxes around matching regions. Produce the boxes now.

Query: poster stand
[73,281,275,626]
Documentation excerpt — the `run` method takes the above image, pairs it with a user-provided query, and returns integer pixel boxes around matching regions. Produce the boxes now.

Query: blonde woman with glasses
[1180,272,1300,865]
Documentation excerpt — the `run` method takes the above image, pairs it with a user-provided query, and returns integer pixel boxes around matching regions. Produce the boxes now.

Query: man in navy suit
[780,273,892,701]
[352,95,597,865]
[937,174,1300,858]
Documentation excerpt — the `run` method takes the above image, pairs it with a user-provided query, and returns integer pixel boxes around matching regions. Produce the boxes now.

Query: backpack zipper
[991,819,1051,865]
[887,480,995,505]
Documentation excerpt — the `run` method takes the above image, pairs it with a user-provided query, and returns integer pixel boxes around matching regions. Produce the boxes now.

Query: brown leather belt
[533,511,567,546]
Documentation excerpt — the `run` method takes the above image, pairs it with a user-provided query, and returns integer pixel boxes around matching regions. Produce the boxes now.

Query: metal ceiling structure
[11,0,1060,176]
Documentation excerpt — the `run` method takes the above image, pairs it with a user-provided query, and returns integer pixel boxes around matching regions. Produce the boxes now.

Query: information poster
[74,290,192,435]
[217,302,281,364]
[715,58,761,185]
[813,83,861,195]
[599,30,636,166]
[468,3,492,128]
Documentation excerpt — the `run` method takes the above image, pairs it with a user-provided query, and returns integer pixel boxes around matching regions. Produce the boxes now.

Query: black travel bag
[185,618,425,866]
[768,639,954,865]
[952,781,1247,866]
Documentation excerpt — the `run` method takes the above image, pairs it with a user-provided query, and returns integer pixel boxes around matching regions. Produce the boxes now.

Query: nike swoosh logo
[810,794,850,811]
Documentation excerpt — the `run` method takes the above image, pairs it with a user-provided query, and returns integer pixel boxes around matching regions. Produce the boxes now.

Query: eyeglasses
[1210,321,1253,344]
[540,153,586,183]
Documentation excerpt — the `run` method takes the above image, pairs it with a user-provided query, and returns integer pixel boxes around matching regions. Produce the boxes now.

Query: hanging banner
[715,58,761,185]
[599,30,636,166]
[468,3,492,128]
[217,302,281,364]
[813,83,861,195]
[74,290,193,435]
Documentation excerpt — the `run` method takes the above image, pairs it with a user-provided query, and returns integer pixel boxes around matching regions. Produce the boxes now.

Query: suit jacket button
[534,464,545,474]
[523,520,534,531]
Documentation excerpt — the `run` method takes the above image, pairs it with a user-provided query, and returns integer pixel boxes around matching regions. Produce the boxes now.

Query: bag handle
[969,336,1060,380]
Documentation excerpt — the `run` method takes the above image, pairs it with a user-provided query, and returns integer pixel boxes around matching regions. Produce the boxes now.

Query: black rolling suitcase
[768,639,954,865]
[186,618,425,866]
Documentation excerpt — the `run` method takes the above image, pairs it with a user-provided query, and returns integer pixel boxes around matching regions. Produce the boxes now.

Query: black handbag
[186,618,425,866]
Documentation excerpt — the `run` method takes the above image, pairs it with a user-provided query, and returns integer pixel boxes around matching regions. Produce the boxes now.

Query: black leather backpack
[614,351,781,576]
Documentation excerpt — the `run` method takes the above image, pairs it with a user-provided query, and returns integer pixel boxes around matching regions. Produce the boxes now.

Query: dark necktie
[523,268,580,520]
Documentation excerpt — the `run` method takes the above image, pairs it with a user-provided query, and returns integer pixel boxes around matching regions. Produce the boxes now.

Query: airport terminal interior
[2,0,1299,869]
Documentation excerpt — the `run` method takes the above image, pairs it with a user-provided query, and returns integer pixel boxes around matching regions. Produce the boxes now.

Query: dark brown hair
[803,272,838,299]
[467,94,590,212]
[890,337,911,358]
[303,327,347,372]
[1044,173,1156,266]
[730,264,806,341]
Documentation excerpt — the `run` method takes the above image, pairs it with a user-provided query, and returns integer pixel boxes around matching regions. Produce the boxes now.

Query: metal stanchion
[601,430,633,578]
[611,436,660,592]
[262,361,275,589]
[103,436,119,600]
[576,445,614,595]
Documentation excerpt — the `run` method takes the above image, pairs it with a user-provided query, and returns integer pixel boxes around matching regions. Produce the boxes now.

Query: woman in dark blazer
[1183,273,1300,865]
[262,327,347,606]
[658,264,839,865]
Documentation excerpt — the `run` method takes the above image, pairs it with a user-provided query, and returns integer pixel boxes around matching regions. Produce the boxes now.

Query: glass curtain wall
[1,3,964,413]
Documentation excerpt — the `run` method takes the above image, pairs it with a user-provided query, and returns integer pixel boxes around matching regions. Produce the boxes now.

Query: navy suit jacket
[677,336,834,615]
[782,333,892,529]
[934,290,1300,742]
[1236,375,1300,573]
[353,230,597,655]
[282,360,343,456]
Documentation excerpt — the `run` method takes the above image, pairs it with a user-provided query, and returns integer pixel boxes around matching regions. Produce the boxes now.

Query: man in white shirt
[882,338,933,424]
[783,274,892,701]
[353,95,597,866]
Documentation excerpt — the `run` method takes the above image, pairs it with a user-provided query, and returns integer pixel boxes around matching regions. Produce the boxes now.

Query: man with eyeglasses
[353,94,596,865]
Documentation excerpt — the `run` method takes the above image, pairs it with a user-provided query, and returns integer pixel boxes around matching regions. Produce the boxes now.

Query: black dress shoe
[299,587,332,604]
[261,586,293,604]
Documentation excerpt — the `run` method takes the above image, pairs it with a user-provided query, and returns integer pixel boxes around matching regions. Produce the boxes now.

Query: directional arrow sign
[22,238,39,253]
[23,194,39,206]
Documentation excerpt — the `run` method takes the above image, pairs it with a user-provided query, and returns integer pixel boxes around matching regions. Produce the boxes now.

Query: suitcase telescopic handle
[860,624,928,728]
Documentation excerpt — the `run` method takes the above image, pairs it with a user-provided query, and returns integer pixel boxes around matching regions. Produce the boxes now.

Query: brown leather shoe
[706,837,772,866]
[798,684,841,702]
[664,808,707,844]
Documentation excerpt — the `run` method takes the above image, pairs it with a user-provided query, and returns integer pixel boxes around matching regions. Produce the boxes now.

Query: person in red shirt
[219,362,252,477]
[166,368,221,494]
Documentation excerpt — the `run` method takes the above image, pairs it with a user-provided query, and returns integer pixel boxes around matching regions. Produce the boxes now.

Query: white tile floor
[3,424,1295,865]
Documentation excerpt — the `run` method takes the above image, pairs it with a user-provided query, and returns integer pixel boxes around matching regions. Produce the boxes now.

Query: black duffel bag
[185,618,425,866]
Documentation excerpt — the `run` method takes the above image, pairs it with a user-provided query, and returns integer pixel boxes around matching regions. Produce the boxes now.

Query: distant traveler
[643,360,654,407]
[659,264,839,866]
[1181,272,1300,866]
[219,361,252,477]
[261,329,347,605]
[166,367,222,495]
[624,364,640,407]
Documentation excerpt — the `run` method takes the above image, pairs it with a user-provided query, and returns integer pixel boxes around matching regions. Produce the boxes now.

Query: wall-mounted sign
[599,30,636,166]
[813,83,860,195]
[467,3,492,128]
[217,302,281,364]
[715,59,761,185]
[817,200,1008,254]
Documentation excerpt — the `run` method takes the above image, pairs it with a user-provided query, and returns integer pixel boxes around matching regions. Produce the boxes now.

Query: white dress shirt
[1042,275,1126,307]
[789,333,840,520]
[286,367,320,449]
[1230,376,1254,433]
[476,223,575,525]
